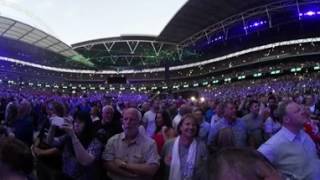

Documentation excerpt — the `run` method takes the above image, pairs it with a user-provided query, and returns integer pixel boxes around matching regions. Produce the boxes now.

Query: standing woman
[162,114,208,180]
[153,110,176,153]
[47,111,103,180]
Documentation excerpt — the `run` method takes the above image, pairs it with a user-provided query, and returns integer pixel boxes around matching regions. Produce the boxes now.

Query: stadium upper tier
[1,0,320,73]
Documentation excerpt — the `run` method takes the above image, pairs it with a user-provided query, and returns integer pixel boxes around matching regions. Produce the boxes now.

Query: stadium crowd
[0,75,320,180]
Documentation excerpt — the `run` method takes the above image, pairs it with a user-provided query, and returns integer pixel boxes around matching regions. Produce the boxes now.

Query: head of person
[215,103,224,117]
[268,96,277,107]
[177,114,199,139]
[101,105,114,124]
[90,106,99,118]
[46,100,65,117]
[277,102,308,131]
[17,99,32,119]
[248,100,259,115]
[192,108,204,124]
[179,104,192,116]
[0,137,34,180]
[4,102,18,126]
[155,110,172,133]
[209,148,282,180]
[152,100,160,113]
[304,94,315,106]
[73,111,93,146]
[223,102,237,121]
[122,108,142,137]
[141,102,150,112]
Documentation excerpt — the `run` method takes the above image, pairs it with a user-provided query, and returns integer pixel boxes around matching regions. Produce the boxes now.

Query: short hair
[192,107,204,115]
[102,105,114,114]
[177,113,199,137]
[209,148,280,180]
[274,101,290,123]
[248,100,259,109]
[0,137,34,175]
[123,108,142,122]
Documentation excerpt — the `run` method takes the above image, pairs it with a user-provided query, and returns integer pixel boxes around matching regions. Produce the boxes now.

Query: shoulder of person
[106,133,123,144]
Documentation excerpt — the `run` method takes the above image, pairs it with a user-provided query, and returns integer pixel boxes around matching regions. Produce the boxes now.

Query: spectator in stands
[90,106,100,123]
[93,105,122,144]
[11,99,33,146]
[209,148,282,180]
[153,110,176,153]
[208,101,248,148]
[193,108,210,143]
[258,102,320,179]
[304,94,320,118]
[143,100,160,137]
[210,102,224,128]
[241,100,264,148]
[172,104,192,131]
[48,111,103,179]
[32,101,65,180]
[264,103,281,140]
[162,114,208,180]
[0,137,34,180]
[103,108,159,180]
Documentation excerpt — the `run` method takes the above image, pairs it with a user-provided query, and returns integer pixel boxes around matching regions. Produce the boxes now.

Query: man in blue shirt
[258,102,320,180]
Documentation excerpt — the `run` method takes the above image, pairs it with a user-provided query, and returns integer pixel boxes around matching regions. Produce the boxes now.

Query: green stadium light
[314,66,320,70]
[224,78,231,82]
[271,70,280,75]
[213,80,219,84]
[202,82,208,85]
[253,73,262,77]
[238,75,246,80]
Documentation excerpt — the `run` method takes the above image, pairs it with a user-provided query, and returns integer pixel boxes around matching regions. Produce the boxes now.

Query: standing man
[258,102,320,179]
[143,101,160,137]
[242,100,265,148]
[103,108,159,180]
[208,101,248,148]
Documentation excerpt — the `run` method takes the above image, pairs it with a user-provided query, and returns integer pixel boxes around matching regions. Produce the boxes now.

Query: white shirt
[142,110,156,137]
[172,114,182,131]
[258,127,320,180]
[264,117,281,135]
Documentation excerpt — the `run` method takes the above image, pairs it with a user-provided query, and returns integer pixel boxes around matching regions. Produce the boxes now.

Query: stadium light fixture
[193,83,199,87]
[202,81,208,85]
[270,70,281,75]
[299,10,320,17]
[244,20,267,30]
[183,84,189,88]
[190,96,196,102]
[200,97,205,102]
[213,80,219,84]
[238,75,246,80]
[314,66,320,70]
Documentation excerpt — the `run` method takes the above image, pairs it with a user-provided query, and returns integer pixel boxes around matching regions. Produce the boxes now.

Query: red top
[304,122,320,143]
[153,132,165,153]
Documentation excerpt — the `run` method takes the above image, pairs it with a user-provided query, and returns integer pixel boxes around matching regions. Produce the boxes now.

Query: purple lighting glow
[244,20,267,30]
[299,10,320,17]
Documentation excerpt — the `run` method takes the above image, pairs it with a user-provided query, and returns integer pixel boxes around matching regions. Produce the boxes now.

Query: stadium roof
[0,15,79,58]
[159,0,273,43]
